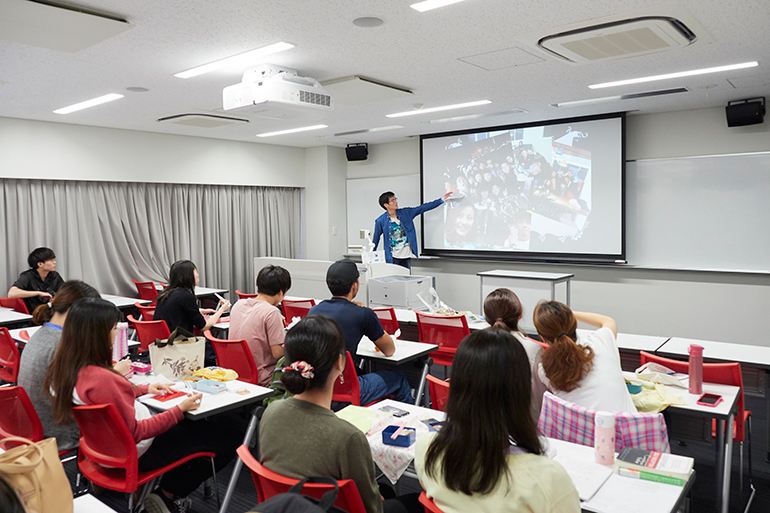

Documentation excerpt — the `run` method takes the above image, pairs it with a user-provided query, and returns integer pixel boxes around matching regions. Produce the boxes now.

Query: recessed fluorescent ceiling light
[257,124,327,137]
[175,42,294,79]
[589,61,758,89]
[53,93,123,114]
[411,0,466,12]
[552,87,689,108]
[387,100,491,118]
[335,125,404,136]
[427,109,527,124]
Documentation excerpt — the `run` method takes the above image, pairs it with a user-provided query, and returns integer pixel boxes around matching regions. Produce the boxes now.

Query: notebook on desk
[553,453,614,502]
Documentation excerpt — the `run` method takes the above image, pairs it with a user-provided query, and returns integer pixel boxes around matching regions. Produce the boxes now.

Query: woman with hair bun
[533,300,636,413]
[18,280,101,451]
[259,315,421,513]
[483,288,549,419]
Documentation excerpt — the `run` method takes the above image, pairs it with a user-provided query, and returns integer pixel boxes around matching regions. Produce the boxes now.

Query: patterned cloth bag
[149,327,204,379]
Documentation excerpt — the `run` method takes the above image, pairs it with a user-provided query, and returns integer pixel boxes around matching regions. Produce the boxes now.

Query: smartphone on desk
[380,405,409,417]
[697,393,723,407]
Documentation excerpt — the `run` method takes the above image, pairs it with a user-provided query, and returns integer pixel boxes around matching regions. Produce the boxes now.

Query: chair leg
[743,415,755,513]
[209,456,221,512]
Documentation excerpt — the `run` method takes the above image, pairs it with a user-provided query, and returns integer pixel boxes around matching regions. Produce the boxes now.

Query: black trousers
[138,413,244,498]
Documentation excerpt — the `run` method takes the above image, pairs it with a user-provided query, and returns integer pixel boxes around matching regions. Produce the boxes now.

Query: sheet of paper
[336,405,374,433]
[553,454,613,502]
[584,473,686,513]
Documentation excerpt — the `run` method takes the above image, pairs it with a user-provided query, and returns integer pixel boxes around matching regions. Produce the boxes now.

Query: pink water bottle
[688,344,704,395]
[594,411,615,465]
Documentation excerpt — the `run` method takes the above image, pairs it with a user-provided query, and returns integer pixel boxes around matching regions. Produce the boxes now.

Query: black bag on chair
[248,477,347,513]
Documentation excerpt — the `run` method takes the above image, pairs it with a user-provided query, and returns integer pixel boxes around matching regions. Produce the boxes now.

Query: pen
[214,292,226,304]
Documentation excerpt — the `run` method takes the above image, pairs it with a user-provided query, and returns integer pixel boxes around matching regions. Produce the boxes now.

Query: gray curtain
[1,179,301,298]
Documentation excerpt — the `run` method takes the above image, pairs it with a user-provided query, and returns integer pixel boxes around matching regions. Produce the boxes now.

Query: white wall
[0,117,306,187]
[304,145,348,261]
[348,108,770,347]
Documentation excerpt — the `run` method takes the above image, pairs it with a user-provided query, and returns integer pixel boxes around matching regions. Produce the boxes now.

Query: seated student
[259,316,421,513]
[229,265,290,387]
[44,298,242,513]
[533,300,636,413]
[415,329,580,513]
[17,280,104,452]
[483,288,549,420]
[8,247,65,314]
[308,259,412,405]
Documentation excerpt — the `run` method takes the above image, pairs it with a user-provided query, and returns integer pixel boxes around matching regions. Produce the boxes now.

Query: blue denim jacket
[372,197,443,263]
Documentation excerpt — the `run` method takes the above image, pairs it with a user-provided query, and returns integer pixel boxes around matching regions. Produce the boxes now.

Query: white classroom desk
[101,294,152,309]
[74,494,119,512]
[8,324,139,350]
[577,328,670,353]
[0,309,32,326]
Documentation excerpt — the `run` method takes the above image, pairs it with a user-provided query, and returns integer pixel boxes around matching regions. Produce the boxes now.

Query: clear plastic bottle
[688,344,704,395]
[594,411,615,465]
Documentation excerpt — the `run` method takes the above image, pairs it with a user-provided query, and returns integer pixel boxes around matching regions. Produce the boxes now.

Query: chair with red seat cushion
[0,297,30,315]
[126,315,170,353]
[0,327,20,384]
[204,331,260,385]
[281,299,316,327]
[236,445,367,513]
[134,302,156,321]
[415,311,470,368]
[426,374,450,412]
[332,351,389,407]
[640,351,754,507]
[73,403,217,513]
[0,386,44,450]
[372,307,400,336]
[419,491,446,513]
[132,279,158,302]
[235,290,257,300]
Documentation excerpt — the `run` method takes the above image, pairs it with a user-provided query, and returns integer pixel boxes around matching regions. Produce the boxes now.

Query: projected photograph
[421,114,623,261]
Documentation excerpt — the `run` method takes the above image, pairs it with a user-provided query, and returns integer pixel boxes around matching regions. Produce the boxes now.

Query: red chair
[640,351,754,505]
[332,352,389,407]
[132,279,158,302]
[415,311,470,368]
[126,315,169,353]
[134,302,155,321]
[73,403,217,513]
[204,331,260,385]
[0,297,29,315]
[281,299,316,327]
[419,491,445,513]
[0,386,44,450]
[235,289,257,300]
[426,374,450,412]
[0,327,20,383]
[372,307,399,336]
[236,445,367,513]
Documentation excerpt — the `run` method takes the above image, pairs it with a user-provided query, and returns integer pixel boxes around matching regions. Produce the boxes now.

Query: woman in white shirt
[415,329,580,513]
[533,300,636,413]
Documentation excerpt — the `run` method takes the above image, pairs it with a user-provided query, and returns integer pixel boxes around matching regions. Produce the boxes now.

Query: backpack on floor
[248,477,347,513]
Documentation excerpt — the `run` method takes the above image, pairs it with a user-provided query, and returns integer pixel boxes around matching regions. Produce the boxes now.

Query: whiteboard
[626,152,770,272]
[346,175,421,249]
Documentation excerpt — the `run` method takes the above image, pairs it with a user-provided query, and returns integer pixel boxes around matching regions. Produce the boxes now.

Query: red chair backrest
[532,337,550,351]
[281,299,316,327]
[419,491,446,513]
[0,327,20,383]
[126,315,170,352]
[0,386,44,450]
[134,303,155,321]
[371,307,399,335]
[132,280,158,302]
[332,352,361,406]
[640,351,747,442]
[72,404,139,493]
[426,374,450,412]
[204,331,260,385]
[0,297,29,315]
[236,445,367,513]
[415,311,470,365]
[236,290,258,300]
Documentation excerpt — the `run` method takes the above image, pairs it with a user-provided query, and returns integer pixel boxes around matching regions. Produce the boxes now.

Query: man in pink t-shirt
[229,266,291,387]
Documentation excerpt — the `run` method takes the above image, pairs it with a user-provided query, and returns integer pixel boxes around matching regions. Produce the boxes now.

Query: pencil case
[192,379,227,394]
[382,425,416,447]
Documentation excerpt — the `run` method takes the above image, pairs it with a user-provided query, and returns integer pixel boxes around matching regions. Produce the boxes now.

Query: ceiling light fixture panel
[257,124,327,137]
[175,42,295,79]
[411,0,466,12]
[589,61,758,89]
[54,93,124,114]
[386,100,491,118]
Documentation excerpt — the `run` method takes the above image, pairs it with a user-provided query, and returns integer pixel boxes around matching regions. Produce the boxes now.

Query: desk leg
[414,358,432,407]
[715,418,725,512]
[219,406,262,513]
[766,370,770,462]
[721,413,734,513]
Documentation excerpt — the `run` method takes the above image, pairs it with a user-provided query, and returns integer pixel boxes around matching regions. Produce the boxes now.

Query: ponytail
[32,302,54,325]
[31,280,99,326]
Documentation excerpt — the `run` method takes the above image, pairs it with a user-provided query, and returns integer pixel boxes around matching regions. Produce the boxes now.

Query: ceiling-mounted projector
[223,64,333,120]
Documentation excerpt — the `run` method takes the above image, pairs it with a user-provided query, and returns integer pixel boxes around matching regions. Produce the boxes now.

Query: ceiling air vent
[538,17,696,64]
[157,113,248,128]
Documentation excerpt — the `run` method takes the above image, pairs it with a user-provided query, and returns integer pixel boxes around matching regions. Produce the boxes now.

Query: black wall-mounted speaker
[725,98,765,127]
[345,143,368,161]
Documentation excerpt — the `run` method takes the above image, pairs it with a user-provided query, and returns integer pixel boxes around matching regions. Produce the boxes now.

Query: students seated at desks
[7,247,64,314]
[17,280,103,452]
[308,259,412,405]
[44,298,242,513]
[483,288,549,421]
[533,300,636,413]
[259,316,422,513]
[229,265,289,387]
[415,329,580,513]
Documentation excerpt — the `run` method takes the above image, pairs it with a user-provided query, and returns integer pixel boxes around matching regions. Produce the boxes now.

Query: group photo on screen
[440,125,593,251]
